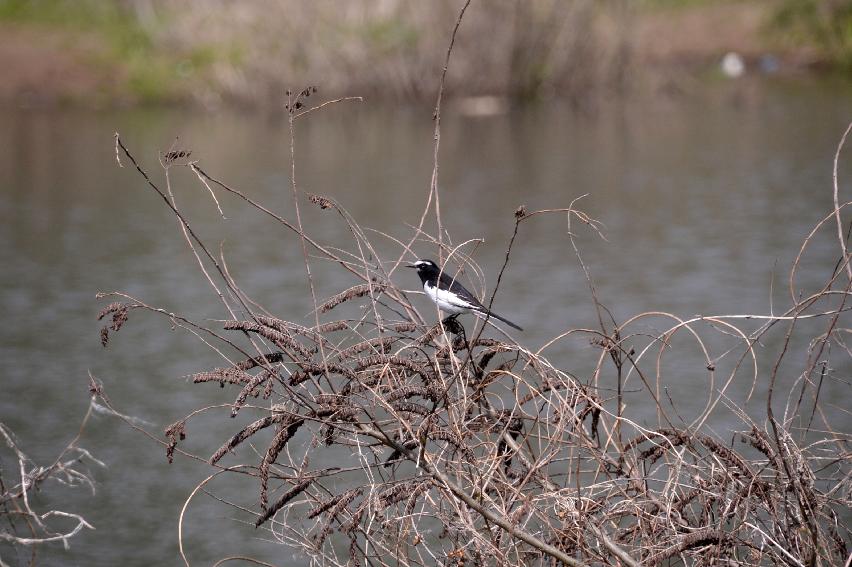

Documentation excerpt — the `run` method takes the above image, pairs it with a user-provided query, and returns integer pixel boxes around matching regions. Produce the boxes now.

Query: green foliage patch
[773,0,852,71]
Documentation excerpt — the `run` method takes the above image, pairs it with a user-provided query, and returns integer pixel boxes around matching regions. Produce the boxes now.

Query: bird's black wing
[438,270,524,331]
[438,271,485,309]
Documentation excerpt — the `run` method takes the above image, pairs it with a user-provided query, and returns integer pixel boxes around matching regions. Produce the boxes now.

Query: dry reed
[0,394,102,557]
[94,3,851,566]
[97,123,852,566]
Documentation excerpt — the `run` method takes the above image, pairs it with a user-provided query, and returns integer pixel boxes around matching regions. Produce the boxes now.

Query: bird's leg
[441,314,464,335]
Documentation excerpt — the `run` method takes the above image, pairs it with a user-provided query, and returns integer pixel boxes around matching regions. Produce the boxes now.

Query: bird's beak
[405,263,417,269]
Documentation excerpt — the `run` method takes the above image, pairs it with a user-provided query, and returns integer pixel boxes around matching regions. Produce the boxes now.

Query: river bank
[0,0,847,109]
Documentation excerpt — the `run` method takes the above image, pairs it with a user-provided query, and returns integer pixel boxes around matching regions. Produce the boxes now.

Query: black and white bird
[407,259,523,331]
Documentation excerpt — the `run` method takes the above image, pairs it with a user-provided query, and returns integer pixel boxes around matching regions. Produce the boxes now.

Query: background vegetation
[773,0,852,71]
[2,1,850,565]
[87,95,852,566]
[0,0,851,108]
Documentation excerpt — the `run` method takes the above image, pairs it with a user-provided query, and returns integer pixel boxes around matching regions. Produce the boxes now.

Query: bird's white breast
[423,281,473,315]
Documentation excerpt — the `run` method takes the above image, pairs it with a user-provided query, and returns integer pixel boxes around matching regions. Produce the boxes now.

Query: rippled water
[1,79,851,565]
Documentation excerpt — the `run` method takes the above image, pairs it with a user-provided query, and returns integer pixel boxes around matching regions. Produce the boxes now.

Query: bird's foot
[441,315,465,335]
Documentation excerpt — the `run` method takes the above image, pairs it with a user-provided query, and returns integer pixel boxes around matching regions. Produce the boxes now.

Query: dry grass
[122,0,632,106]
[95,4,851,566]
[0,392,102,560]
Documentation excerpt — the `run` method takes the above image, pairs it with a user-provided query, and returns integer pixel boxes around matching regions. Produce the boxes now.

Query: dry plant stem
[97,291,317,414]
[308,195,421,325]
[790,201,852,301]
[163,165,231,316]
[110,138,339,417]
[114,135,236,311]
[294,96,363,120]
[286,90,330,388]
[359,424,587,567]
[479,214,521,336]
[767,315,823,567]
[101,45,851,567]
[833,121,852,281]
[0,396,100,551]
[211,558,281,567]
[189,164,417,318]
[178,467,251,567]
[565,196,628,440]
[0,511,94,547]
[403,0,472,268]
[799,275,852,429]
[114,135,281,385]
[430,0,472,256]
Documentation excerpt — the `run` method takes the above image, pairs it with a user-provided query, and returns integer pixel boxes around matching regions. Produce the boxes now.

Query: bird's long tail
[478,309,523,331]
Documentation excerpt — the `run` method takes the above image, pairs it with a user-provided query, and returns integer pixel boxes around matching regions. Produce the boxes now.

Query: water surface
[1,79,851,565]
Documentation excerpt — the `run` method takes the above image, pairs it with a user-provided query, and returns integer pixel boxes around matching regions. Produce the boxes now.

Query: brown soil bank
[0,1,834,109]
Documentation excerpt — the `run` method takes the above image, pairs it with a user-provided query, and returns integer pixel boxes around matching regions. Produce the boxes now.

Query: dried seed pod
[318,283,387,313]
[255,478,312,527]
[210,413,285,465]
[165,419,187,464]
[259,417,306,509]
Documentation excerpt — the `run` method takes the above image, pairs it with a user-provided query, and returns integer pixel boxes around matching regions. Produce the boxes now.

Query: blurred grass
[0,0,850,107]
[638,0,741,8]
[0,0,140,30]
[0,0,632,106]
[772,0,852,71]
[0,0,220,102]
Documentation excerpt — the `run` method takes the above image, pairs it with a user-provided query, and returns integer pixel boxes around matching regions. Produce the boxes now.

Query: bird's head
[407,259,440,281]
